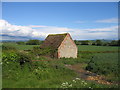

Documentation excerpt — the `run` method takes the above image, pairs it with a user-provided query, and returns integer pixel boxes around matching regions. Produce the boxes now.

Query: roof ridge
[48,33,69,36]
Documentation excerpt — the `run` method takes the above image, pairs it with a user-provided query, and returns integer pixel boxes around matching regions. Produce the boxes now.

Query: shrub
[32,46,57,58]
[95,40,103,46]
[17,52,32,65]
[2,51,32,66]
[109,40,118,46]
[2,52,19,64]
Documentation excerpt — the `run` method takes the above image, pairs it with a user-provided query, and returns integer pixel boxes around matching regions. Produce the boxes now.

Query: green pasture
[2,42,39,50]
[78,45,118,52]
[2,42,119,88]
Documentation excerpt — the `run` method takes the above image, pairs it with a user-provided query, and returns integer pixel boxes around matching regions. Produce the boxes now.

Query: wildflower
[76,78,80,80]
[61,83,66,86]
[61,83,65,85]
[35,69,38,72]
[82,81,85,82]
[72,80,76,83]
[65,82,68,85]
[69,84,72,87]
[89,87,91,88]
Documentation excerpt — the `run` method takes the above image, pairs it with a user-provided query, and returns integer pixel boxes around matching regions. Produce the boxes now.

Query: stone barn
[40,33,78,58]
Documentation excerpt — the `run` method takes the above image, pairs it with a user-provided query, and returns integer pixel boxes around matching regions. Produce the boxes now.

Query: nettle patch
[2,51,31,66]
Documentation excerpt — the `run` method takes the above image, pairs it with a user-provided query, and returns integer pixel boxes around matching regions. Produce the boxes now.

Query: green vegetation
[86,53,119,82]
[74,40,120,46]
[2,45,17,51]
[60,78,116,88]
[32,46,57,58]
[3,58,76,88]
[26,40,42,45]
[78,45,118,52]
[2,42,39,50]
[16,41,26,45]
[1,41,119,88]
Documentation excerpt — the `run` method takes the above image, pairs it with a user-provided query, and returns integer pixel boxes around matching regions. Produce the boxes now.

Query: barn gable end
[58,33,77,58]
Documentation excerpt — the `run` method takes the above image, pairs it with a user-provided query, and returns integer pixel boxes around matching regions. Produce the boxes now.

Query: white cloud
[0,20,45,37]
[86,26,118,32]
[0,19,118,40]
[0,19,71,39]
[95,18,118,23]
[70,25,118,40]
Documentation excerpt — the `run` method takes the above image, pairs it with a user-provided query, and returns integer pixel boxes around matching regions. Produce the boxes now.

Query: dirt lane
[65,64,118,85]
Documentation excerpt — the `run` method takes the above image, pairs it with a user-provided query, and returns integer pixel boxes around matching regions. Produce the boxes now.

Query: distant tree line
[16,39,120,46]
[16,40,44,45]
[74,40,120,46]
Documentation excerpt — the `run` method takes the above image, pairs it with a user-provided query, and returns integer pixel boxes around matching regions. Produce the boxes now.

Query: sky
[0,2,119,40]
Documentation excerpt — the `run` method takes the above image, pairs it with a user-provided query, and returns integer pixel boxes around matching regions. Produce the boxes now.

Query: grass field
[78,45,118,52]
[2,42,119,88]
[2,42,39,50]
[2,42,119,51]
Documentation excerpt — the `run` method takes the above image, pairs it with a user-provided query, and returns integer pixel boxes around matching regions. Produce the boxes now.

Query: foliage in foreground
[3,58,118,88]
[2,58,76,88]
[2,51,32,65]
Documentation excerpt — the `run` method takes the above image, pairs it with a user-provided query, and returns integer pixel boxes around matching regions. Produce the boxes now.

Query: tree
[26,40,40,45]
[102,42,109,46]
[118,40,120,46]
[16,41,25,45]
[95,40,103,46]
[81,40,92,45]
[110,40,118,46]
[74,40,81,45]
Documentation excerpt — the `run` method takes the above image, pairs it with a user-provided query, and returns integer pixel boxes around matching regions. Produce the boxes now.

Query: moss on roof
[40,33,69,49]
[49,33,68,36]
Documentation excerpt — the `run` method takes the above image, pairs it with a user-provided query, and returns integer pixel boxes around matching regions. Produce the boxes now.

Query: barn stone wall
[58,35,77,58]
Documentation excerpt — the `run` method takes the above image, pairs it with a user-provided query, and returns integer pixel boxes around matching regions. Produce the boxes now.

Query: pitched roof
[40,33,69,49]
